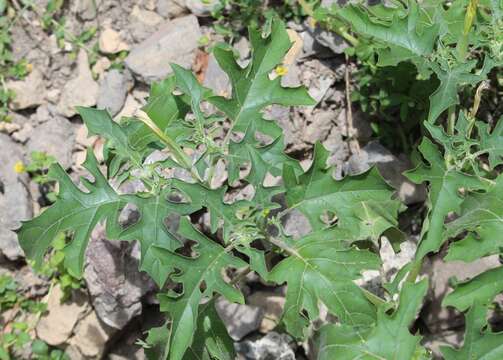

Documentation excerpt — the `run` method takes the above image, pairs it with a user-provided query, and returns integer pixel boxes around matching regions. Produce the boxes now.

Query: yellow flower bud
[14,161,26,173]
[275,65,288,77]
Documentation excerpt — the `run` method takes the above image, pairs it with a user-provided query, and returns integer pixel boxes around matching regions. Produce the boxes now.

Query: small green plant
[30,340,69,360]
[36,233,83,302]
[17,3,503,360]
[210,0,304,40]
[0,2,32,122]
[0,274,56,360]
[0,275,18,312]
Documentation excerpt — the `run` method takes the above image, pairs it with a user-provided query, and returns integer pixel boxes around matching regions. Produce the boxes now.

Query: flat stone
[72,0,101,20]
[156,0,187,18]
[57,50,99,117]
[215,297,264,340]
[313,25,348,54]
[248,291,286,333]
[302,110,334,143]
[99,28,129,54]
[0,134,32,260]
[27,116,75,169]
[36,285,89,346]
[128,5,164,42]
[114,94,142,120]
[203,54,230,97]
[6,69,46,110]
[84,225,155,329]
[125,15,201,83]
[185,0,218,16]
[97,69,132,116]
[75,124,97,148]
[236,332,296,360]
[67,309,116,359]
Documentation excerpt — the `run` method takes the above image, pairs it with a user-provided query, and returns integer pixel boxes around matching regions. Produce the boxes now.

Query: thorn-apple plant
[17,1,503,358]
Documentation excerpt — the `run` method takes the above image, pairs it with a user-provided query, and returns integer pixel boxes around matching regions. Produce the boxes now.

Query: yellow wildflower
[26,63,33,73]
[275,65,288,77]
[14,161,25,173]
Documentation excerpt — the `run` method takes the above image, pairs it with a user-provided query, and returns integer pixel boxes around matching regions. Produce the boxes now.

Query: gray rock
[247,291,285,333]
[125,15,201,83]
[234,36,251,60]
[0,134,32,260]
[236,332,296,360]
[84,225,155,329]
[345,141,427,205]
[6,69,46,110]
[11,123,33,143]
[215,297,264,340]
[313,26,348,54]
[303,110,334,143]
[157,0,187,18]
[97,69,132,116]
[335,109,372,142]
[72,0,101,20]
[185,0,218,16]
[301,29,334,58]
[66,309,116,359]
[203,54,230,96]
[27,116,75,169]
[57,50,99,117]
[128,5,164,42]
[99,28,129,54]
[36,285,89,346]
[380,237,417,282]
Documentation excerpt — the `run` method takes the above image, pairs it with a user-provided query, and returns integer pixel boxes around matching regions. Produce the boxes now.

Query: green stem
[457,0,479,61]
[297,0,359,47]
[405,259,422,283]
[447,105,456,136]
[444,105,456,166]
[137,114,202,182]
[362,288,386,307]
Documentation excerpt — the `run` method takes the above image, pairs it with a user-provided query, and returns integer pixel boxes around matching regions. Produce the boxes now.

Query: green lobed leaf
[209,18,314,180]
[442,266,503,311]
[317,279,429,360]
[445,174,503,262]
[284,142,401,237]
[427,58,494,123]
[153,218,246,360]
[17,150,124,278]
[441,302,503,359]
[182,299,235,360]
[337,1,439,57]
[268,227,381,338]
[405,137,488,260]
[477,116,503,170]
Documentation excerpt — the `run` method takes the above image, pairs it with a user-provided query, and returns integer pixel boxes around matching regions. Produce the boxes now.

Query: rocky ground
[0,1,500,359]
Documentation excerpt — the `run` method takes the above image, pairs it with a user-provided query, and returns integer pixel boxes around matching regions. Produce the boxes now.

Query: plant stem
[405,259,422,283]
[137,114,202,182]
[447,105,456,136]
[297,0,359,47]
[457,0,479,61]
[362,287,386,307]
